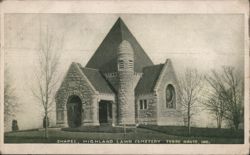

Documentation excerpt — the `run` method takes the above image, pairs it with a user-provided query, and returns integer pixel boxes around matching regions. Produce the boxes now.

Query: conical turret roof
[86,17,153,73]
[118,40,134,56]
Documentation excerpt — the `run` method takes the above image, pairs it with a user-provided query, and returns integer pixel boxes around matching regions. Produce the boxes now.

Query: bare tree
[31,25,62,138]
[178,68,203,135]
[4,64,18,131]
[202,88,227,129]
[205,66,243,130]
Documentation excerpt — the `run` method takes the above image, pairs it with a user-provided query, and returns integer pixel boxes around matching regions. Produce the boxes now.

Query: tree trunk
[187,103,191,136]
[233,120,239,131]
[188,116,191,135]
[45,114,48,139]
[218,120,221,129]
[123,124,126,138]
[217,115,222,129]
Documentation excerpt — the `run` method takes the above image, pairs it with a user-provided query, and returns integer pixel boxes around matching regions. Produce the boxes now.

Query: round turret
[117,40,134,72]
[117,40,135,125]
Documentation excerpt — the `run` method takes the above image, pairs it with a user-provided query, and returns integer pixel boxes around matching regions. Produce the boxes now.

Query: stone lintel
[99,93,115,101]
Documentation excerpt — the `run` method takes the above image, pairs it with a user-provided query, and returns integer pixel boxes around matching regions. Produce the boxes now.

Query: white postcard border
[0,0,249,154]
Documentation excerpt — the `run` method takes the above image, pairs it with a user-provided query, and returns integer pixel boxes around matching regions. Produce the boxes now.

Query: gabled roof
[86,17,153,73]
[79,65,114,94]
[135,64,164,95]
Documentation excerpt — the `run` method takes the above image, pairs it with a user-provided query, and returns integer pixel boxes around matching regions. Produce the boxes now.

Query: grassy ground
[62,125,136,133]
[4,126,244,144]
[139,125,244,138]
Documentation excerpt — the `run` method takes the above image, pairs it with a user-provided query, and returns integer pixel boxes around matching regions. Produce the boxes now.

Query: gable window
[139,99,148,110]
[166,84,175,108]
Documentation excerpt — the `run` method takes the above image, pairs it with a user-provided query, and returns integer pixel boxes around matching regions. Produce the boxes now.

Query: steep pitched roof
[79,65,114,94]
[135,64,164,95]
[86,18,153,73]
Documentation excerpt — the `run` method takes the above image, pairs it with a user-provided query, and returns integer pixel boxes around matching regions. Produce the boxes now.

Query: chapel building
[55,18,183,127]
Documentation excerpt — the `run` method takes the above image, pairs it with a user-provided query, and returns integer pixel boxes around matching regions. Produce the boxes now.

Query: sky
[4,14,245,131]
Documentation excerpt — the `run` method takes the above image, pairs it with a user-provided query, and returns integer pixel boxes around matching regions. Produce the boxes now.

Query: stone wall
[55,63,99,127]
[154,60,184,126]
[135,93,158,125]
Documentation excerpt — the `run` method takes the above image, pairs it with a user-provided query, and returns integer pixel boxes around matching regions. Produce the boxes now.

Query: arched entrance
[67,95,82,128]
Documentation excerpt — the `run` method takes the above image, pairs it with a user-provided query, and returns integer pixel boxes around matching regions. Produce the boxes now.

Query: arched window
[166,84,175,108]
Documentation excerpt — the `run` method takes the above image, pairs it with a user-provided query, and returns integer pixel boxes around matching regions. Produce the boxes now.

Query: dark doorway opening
[67,95,82,128]
[99,100,112,125]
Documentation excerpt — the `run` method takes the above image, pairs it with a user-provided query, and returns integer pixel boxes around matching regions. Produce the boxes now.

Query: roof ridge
[151,63,165,92]
[142,63,164,69]
[81,67,100,71]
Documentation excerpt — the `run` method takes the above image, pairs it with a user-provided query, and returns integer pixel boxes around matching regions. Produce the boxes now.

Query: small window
[144,100,148,109]
[119,60,124,69]
[139,100,143,109]
[139,99,148,110]
[128,60,133,69]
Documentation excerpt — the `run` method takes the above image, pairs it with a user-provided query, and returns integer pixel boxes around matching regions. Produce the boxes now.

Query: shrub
[12,119,19,131]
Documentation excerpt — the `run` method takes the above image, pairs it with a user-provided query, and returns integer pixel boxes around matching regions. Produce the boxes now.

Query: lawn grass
[4,126,244,144]
[5,128,178,143]
[62,125,136,133]
[139,125,244,139]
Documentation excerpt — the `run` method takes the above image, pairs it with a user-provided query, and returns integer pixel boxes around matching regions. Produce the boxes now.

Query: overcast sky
[4,14,244,130]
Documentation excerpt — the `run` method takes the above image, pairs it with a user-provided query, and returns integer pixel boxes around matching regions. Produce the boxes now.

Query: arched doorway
[67,95,82,128]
